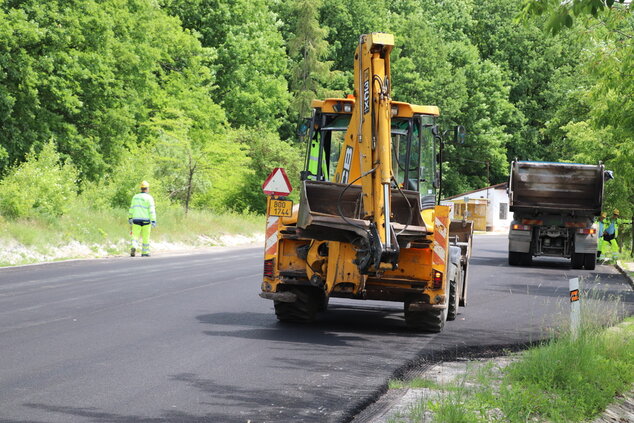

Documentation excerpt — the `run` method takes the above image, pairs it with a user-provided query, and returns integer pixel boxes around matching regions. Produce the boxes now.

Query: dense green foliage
[0,0,631,219]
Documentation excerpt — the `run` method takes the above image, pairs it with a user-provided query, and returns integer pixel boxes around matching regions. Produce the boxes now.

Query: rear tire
[404,279,449,332]
[274,286,322,322]
[571,252,584,269]
[508,251,522,266]
[584,253,596,270]
[404,302,446,333]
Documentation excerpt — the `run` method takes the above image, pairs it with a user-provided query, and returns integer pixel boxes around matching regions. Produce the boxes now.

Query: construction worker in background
[596,212,607,258]
[602,209,631,261]
[128,181,156,257]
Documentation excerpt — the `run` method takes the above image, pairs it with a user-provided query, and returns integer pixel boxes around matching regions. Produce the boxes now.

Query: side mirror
[604,170,614,181]
[453,125,466,144]
[433,170,440,188]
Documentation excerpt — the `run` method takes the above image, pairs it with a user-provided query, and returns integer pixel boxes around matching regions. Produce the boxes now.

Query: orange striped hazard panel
[432,215,449,266]
[264,215,280,256]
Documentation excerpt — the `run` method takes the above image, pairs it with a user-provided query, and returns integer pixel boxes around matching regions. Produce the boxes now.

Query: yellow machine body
[260,34,472,332]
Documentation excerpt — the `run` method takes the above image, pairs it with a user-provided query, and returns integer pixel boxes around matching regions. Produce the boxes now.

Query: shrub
[0,141,78,219]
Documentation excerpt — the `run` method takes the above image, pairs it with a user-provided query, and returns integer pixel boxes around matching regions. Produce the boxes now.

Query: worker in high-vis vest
[602,209,631,261]
[128,181,157,257]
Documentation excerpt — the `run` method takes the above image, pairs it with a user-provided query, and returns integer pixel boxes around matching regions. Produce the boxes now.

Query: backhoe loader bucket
[297,180,429,244]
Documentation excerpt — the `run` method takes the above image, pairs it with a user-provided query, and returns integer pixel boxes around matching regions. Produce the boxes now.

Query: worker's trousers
[131,223,152,255]
[598,236,619,261]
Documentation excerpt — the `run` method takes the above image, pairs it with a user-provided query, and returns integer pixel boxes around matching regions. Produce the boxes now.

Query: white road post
[569,277,581,339]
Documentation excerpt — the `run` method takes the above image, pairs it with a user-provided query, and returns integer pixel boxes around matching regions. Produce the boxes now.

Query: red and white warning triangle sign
[262,167,292,196]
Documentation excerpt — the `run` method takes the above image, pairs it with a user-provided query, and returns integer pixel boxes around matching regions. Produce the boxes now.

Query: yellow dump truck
[260,33,473,332]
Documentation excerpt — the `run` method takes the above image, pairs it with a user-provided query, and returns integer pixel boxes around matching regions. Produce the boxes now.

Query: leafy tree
[470,0,587,163]
[163,0,291,131]
[320,0,390,80]
[0,0,222,183]
[287,0,332,121]
[223,128,303,213]
[390,2,518,196]
[519,0,630,34]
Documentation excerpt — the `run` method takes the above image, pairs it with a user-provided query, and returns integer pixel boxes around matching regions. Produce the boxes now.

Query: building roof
[442,182,507,201]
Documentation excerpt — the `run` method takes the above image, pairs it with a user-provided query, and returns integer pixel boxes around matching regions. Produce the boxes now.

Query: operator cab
[301,99,439,208]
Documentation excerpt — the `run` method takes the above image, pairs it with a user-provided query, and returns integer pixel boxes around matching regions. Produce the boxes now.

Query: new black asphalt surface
[0,235,632,422]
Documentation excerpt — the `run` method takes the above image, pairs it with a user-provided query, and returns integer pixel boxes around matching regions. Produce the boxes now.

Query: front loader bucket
[297,180,429,243]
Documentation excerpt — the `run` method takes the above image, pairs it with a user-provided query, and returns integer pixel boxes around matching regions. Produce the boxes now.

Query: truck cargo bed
[509,161,603,215]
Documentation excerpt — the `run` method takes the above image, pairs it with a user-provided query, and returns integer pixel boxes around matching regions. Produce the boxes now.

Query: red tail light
[433,271,443,289]
[512,224,531,231]
[566,222,587,228]
[577,228,596,235]
[521,219,543,225]
[263,259,275,278]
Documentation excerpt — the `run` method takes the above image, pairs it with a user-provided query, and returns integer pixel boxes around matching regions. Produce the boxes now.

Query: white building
[440,183,511,232]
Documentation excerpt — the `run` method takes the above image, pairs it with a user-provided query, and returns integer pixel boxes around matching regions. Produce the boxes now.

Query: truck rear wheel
[274,286,322,322]
[508,251,521,266]
[584,253,596,270]
[509,252,532,266]
[571,252,584,269]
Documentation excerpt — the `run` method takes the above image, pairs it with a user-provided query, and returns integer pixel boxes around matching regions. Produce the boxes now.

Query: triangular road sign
[262,168,292,196]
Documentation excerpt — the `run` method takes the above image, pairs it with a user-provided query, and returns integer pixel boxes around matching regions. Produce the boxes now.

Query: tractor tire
[274,286,322,322]
[571,252,584,269]
[404,302,446,333]
[508,251,522,266]
[404,275,449,332]
[447,279,457,321]
[584,253,596,270]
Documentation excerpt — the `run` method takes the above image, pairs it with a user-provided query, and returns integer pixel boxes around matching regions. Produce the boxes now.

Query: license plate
[269,199,293,217]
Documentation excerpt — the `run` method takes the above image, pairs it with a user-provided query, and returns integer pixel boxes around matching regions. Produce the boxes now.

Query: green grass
[498,320,634,422]
[390,317,634,423]
[0,204,264,266]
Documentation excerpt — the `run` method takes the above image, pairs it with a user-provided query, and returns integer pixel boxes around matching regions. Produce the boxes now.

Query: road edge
[344,342,539,423]
[615,262,634,289]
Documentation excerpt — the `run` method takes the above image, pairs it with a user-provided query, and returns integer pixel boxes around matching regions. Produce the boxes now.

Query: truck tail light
[432,271,443,289]
[512,224,531,231]
[577,228,596,235]
[521,219,543,225]
[566,222,587,228]
[263,259,275,278]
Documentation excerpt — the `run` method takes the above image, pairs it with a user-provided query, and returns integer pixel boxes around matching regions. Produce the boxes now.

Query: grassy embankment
[389,291,633,423]
[0,204,264,267]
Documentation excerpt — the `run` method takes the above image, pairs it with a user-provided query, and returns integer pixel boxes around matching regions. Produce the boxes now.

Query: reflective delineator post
[569,277,581,339]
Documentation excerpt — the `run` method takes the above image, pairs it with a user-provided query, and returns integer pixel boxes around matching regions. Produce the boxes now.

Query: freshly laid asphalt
[0,235,632,422]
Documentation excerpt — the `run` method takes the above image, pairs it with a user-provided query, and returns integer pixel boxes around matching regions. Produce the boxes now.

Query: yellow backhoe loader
[260,33,473,332]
